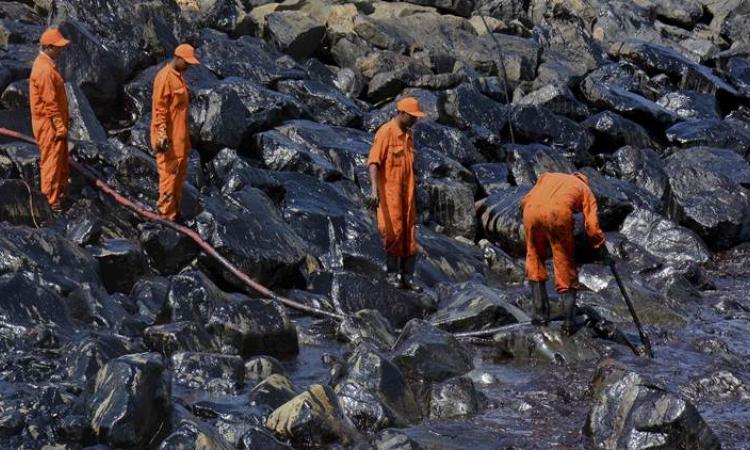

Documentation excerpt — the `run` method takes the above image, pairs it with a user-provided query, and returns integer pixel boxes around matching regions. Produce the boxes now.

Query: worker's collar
[38,51,57,67]
[167,64,184,79]
[391,118,412,138]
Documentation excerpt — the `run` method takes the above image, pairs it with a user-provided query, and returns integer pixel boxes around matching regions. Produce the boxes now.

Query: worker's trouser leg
[39,131,69,208]
[524,221,549,284]
[548,222,577,293]
[156,155,188,221]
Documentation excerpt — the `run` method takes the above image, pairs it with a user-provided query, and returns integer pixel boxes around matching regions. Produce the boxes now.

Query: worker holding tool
[366,97,426,292]
[521,172,611,335]
[29,28,70,214]
[150,43,199,222]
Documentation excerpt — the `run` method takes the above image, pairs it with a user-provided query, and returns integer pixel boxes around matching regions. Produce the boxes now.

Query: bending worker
[150,43,200,222]
[521,172,611,335]
[366,97,426,292]
[29,28,70,214]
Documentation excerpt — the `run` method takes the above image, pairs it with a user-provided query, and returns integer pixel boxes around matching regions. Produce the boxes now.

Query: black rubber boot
[401,255,422,293]
[560,290,579,336]
[530,281,550,326]
[385,254,401,288]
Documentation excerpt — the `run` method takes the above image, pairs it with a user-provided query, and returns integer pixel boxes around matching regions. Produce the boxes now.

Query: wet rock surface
[1,0,749,448]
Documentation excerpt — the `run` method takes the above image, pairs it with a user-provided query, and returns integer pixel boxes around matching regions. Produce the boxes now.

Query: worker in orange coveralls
[29,28,70,214]
[150,43,199,222]
[366,97,427,293]
[521,172,611,335]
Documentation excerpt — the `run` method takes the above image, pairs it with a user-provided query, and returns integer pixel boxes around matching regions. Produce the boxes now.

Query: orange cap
[174,43,200,65]
[396,97,427,118]
[39,28,70,47]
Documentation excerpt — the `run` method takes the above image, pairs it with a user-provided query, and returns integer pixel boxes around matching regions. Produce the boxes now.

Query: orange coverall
[29,52,69,207]
[521,172,606,293]
[367,118,418,257]
[150,65,191,221]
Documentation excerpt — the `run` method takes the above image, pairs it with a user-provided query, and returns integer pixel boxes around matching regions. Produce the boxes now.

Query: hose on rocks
[0,127,345,321]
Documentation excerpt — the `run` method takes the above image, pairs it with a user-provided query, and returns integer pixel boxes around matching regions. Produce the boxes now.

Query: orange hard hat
[174,44,200,65]
[396,97,427,118]
[40,28,70,47]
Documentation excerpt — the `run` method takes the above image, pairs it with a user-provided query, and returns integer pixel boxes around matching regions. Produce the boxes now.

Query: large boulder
[391,320,474,390]
[88,353,171,448]
[443,83,507,148]
[471,163,510,196]
[159,419,234,450]
[417,227,490,287]
[265,384,357,448]
[620,209,711,273]
[507,143,575,186]
[195,187,311,289]
[476,186,529,257]
[412,120,482,166]
[275,120,371,181]
[579,167,662,229]
[177,0,253,37]
[581,111,656,153]
[517,84,590,120]
[250,374,302,413]
[580,77,679,127]
[276,79,364,127]
[613,40,738,96]
[206,299,299,358]
[64,333,138,386]
[584,360,721,449]
[250,130,340,179]
[144,321,215,356]
[166,270,230,323]
[265,10,326,59]
[172,352,244,393]
[664,147,750,249]
[0,179,53,227]
[274,172,382,273]
[335,342,421,432]
[190,77,305,152]
[665,119,750,156]
[657,91,720,121]
[309,272,434,328]
[139,225,199,275]
[197,29,304,85]
[89,239,148,294]
[337,309,397,350]
[428,376,483,419]
[420,178,476,240]
[493,324,604,363]
[0,224,100,295]
[432,281,529,332]
[607,146,669,199]
[510,105,594,166]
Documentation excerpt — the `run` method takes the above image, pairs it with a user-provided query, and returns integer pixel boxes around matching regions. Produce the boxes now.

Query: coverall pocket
[389,145,404,167]
[173,87,188,107]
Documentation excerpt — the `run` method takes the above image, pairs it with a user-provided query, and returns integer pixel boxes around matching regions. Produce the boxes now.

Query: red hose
[0,127,345,321]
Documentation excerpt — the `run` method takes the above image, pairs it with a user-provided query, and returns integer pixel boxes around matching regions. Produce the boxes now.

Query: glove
[365,191,379,210]
[597,245,614,265]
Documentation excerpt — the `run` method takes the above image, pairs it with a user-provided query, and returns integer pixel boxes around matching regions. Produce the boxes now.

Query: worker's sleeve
[152,75,170,141]
[36,71,65,133]
[582,186,606,249]
[366,128,387,167]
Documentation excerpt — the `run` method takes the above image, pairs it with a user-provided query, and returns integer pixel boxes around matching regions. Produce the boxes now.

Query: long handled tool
[0,127,345,321]
[609,262,655,358]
